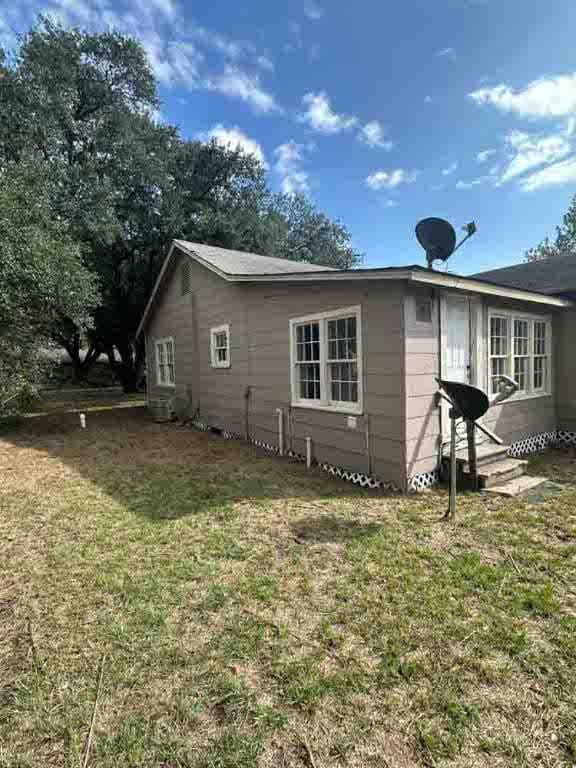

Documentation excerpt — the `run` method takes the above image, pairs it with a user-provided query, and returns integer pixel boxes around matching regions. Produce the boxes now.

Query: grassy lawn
[1,407,576,768]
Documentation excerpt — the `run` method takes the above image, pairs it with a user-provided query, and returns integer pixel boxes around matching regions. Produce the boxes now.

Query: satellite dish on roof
[416,217,477,270]
[416,218,456,268]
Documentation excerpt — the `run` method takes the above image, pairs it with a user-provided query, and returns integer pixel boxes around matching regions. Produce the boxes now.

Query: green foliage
[0,162,99,412]
[1,17,361,394]
[526,194,576,261]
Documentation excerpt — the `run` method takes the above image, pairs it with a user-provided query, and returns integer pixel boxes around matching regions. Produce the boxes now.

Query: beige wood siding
[403,288,560,482]
[403,288,441,479]
[146,252,196,407]
[243,281,406,488]
[555,308,576,432]
[145,257,406,487]
[144,254,567,491]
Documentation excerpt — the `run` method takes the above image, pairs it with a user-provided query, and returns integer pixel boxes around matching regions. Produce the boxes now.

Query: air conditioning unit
[149,398,174,422]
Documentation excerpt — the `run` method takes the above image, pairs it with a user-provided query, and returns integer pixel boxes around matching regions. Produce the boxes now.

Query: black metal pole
[466,419,478,491]
[447,407,458,518]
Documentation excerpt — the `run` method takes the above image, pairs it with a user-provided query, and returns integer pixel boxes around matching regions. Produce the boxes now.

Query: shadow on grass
[0,405,388,522]
[291,515,383,544]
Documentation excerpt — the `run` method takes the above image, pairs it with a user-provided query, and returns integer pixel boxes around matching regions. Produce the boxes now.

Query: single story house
[135,241,576,492]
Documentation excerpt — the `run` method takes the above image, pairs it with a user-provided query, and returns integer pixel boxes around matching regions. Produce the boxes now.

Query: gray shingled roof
[474,252,576,295]
[175,240,336,275]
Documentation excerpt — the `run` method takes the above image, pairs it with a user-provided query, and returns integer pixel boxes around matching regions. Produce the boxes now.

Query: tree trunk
[62,333,101,384]
[106,340,144,394]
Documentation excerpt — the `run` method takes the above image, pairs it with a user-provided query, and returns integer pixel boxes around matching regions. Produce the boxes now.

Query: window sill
[211,363,231,369]
[494,391,552,405]
[155,383,176,389]
[291,401,363,415]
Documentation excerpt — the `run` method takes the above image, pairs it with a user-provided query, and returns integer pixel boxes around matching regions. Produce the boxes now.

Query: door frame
[439,292,484,444]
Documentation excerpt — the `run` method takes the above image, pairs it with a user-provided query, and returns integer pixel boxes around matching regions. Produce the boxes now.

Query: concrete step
[454,443,511,472]
[478,458,528,489]
[484,475,548,498]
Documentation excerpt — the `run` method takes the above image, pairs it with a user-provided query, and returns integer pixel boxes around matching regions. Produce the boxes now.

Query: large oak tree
[1,18,361,393]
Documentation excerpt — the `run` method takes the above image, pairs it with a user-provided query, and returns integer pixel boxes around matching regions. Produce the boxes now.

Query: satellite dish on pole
[416,218,477,269]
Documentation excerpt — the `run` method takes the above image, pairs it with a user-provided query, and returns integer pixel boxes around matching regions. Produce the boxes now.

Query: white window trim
[488,309,552,401]
[155,336,175,388]
[210,324,231,369]
[289,305,363,415]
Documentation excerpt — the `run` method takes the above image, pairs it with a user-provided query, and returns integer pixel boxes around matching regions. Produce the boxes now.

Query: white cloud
[520,155,576,191]
[358,120,393,150]
[455,175,490,190]
[304,0,324,20]
[299,91,357,134]
[476,148,496,163]
[424,95,432,104]
[257,54,274,71]
[4,0,281,113]
[198,124,268,168]
[165,41,203,87]
[186,24,250,59]
[207,66,280,113]
[384,199,398,208]
[437,47,456,59]
[365,169,418,190]
[274,141,310,195]
[498,130,571,184]
[442,161,458,176]
[470,73,576,119]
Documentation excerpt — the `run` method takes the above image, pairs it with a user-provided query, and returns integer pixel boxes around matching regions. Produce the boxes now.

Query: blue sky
[3,0,576,273]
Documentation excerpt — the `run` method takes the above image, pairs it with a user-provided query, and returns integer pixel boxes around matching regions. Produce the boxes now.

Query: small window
[415,297,433,324]
[181,260,191,295]
[210,324,230,368]
[155,337,175,386]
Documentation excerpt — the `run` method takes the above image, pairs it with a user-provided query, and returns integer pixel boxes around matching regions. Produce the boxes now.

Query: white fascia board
[408,271,573,307]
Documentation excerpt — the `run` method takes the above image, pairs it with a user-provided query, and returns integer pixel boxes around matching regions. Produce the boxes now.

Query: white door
[442,295,471,444]
[445,296,470,383]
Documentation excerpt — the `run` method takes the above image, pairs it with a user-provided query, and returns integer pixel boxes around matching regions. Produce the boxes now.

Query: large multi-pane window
[291,307,362,412]
[489,313,551,396]
[155,337,175,386]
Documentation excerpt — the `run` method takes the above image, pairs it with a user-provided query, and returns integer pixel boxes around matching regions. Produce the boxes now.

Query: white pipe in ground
[79,413,86,429]
[305,436,312,469]
[275,408,284,456]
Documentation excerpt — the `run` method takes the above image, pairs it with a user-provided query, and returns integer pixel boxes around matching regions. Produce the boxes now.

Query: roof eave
[227,269,574,306]
[136,244,573,339]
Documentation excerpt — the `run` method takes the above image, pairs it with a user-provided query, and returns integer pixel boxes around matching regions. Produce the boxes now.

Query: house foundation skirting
[185,416,576,495]
[189,418,400,492]
[408,429,576,491]
[555,430,576,447]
